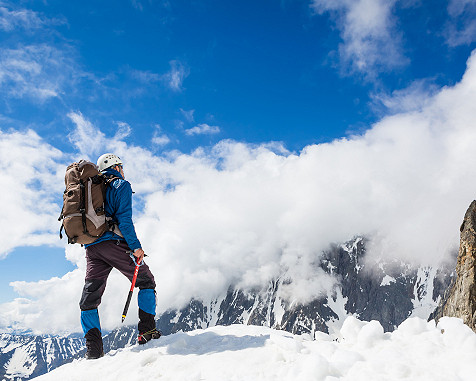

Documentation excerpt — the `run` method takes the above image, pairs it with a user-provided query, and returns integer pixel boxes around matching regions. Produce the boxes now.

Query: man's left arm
[114,180,142,252]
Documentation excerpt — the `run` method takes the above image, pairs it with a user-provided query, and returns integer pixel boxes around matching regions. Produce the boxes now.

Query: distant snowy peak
[0,334,83,381]
[157,236,454,335]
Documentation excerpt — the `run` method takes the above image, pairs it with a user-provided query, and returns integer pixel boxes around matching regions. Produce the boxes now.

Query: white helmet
[97,153,123,171]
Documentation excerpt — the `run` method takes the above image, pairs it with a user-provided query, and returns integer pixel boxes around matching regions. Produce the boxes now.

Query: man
[79,153,160,360]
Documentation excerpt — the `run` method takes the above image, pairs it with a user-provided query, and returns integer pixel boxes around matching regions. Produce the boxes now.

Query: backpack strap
[102,174,123,237]
[79,180,89,236]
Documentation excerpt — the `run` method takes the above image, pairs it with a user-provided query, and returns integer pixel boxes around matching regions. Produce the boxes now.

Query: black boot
[138,328,161,345]
[85,328,104,359]
[138,308,161,345]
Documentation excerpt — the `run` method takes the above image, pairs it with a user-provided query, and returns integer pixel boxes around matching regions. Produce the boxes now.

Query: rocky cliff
[432,201,476,331]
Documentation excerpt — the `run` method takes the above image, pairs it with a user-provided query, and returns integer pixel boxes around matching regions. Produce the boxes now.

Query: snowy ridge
[0,334,83,380]
[35,317,476,381]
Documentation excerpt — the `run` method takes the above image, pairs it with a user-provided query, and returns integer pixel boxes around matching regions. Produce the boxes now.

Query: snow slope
[35,317,476,381]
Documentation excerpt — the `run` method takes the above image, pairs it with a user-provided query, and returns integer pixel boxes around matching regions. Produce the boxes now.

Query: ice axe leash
[121,250,143,323]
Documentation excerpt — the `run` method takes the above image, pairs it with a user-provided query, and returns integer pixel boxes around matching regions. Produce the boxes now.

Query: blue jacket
[85,167,142,251]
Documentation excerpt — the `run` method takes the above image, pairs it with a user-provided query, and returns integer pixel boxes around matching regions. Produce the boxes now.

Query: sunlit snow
[36,317,476,381]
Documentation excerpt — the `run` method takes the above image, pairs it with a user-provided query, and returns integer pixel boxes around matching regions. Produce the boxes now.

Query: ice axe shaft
[121,253,142,323]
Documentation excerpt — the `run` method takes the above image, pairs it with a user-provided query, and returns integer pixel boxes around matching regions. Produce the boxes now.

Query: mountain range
[0,237,455,381]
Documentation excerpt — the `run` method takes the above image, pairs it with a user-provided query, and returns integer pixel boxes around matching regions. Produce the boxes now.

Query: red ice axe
[121,252,142,323]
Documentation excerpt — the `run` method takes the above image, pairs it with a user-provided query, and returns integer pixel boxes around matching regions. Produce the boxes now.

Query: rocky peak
[432,200,476,331]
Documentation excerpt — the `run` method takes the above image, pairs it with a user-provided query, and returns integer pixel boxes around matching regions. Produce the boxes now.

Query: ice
[35,317,476,381]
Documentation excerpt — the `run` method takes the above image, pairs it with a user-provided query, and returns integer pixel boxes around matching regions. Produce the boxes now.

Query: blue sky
[1,0,476,331]
[2,0,473,152]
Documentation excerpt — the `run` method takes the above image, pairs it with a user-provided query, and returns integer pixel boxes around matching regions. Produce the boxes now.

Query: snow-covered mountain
[154,237,454,335]
[0,334,83,381]
[35,317,476,381]
[0,237,455,380]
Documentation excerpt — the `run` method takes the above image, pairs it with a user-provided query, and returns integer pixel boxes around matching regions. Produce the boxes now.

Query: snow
[273,294,286,327]
[204,296,224,328]
[410,267,440,319]
[325,287,352,335]
[380,274,396,286]
[4,342,37,379]
[35,316,476,381]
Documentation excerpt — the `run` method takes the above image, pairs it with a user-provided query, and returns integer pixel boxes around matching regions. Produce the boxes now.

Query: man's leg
[137,288,159,342]
[79,243,113,359]
[80,308,103,359]
[136,274,160,343]
[96,241,159,343]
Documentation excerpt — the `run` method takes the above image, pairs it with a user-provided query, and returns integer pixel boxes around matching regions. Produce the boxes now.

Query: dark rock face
[1,237,455,380]
[321,239,416,332]
[432,201,476,331]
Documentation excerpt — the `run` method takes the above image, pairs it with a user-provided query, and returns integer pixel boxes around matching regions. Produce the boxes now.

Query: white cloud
[371,79,440,115]
[0,4,46,31]
[0,44,76,102]
[185,123,221,136]
[3,50,476,333]
[180,108,195,123]
[0,128,66,258]
[0,4,71,103]
[0,270,83,335]
[162,60,189,91]
[152,134,171,147]
[445,0,476,46]
[67,111,106,159]
[114,121,132,141]
[0,2,65,32]
[311,0,407,78]
[153,135,171,146]
[130,69,160,84]
[151,124,171,147]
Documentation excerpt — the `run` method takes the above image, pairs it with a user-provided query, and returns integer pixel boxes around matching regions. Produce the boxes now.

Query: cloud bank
[2,50,476,334]
[0,128,65,258]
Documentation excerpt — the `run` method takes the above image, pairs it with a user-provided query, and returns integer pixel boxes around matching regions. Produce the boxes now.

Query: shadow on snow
[131,331,270,356]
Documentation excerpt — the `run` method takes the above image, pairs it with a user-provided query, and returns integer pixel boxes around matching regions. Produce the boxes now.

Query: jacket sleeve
[113,180,142,252]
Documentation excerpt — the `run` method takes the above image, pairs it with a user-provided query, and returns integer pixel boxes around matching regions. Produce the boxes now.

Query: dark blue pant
[80,240,156,337]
